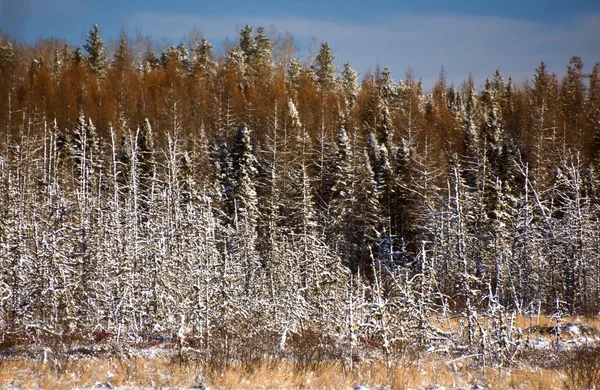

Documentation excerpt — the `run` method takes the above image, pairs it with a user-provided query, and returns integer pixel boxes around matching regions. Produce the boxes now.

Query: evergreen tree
[238,25,255,60]
[366,132,395,262]
[192,38,216,76]
[160,43,189,71]
[481,79,503,175]
[352,148,382,274]
[461,85,480,188]
[286,58,302,95]
[561,56,586,143]
[231,123,258,227]
[341,61,359,109]
[379,66,397,106]
[113,31,133,73]
[313,42,337,91]
[530,60,560,182]
[587,63,600,154]
[377,104,394,153]
[69,112,102,195]
[327,122,354,265]
[253,26,272,66]
[83,24,106,76]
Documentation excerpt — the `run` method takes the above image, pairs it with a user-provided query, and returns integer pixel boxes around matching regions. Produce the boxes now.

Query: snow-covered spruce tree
[277,103,349,341]
[173,121,224,343]
[342,271,368,368]
[481,78,503,175]
[325,120,354,265]
[377,105,394,157]
[103,124,129,331]
[4,117,88,334]
[70,113,104,196]
[113,130,143,330]
[391,113,415,251]
[338,152,383,348]
[147,116,188,332]
[141,47,161,74]
[360,228,443,359]
[38,127,69,331]
[529,61,561,185]
[191,38,217,78]
[208,144,241,356]
[252,100,289,343]
[230,123,259,244]
[254,102,280,269]
[373,104,402,242]
[508,159,543,316]
[479,79,505,287]
[116,119,158,330]
[352,148,383,275]
[286,58,302,98]
[293,163,349,338]
[190,41,219,142]
[397,72,425,151]
[83,24,106,76]
[160,43,190,72]
[548,153,598,314]
[67,113,106,328]
[260,100,309,348]
[580,166,600,315]
[237,25,255,60]
[446,86,463,122]
[391,128,446,350]
[189,192,223,353]
[366,132,396,264]
[444,159,486,348]
[15,120,55,332]
[560,56,586,151]
[378,67,399,107]
[221,25,256,92]
[214,122,263,339]
[252,26,272,68]
[313,42,337,91]
[491,137,522,305]
[135,118,155,221]
[461,85,481,189]
[513,156,562,319]
[0,125,32,332]
[283,161,319,328]
[341,61,359,110]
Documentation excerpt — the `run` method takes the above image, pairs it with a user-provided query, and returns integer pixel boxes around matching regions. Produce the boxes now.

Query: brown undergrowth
[0,315,598,389]
[429,314,600,333]
[0,356,568,389]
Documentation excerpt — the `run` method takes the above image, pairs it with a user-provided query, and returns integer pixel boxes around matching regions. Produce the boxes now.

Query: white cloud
[128,11,600,89]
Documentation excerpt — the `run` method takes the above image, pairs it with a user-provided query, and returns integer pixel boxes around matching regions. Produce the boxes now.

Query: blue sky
[2,0,599,88]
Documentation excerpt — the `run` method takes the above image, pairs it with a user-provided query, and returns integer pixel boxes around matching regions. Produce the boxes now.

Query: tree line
[0,25,599,363]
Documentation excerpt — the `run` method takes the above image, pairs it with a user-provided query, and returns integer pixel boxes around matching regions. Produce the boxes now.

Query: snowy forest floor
[1,316,600,389]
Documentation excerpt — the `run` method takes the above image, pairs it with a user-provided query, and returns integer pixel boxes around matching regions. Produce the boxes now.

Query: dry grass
[511,314,600,330]
[1,315,597,389]
[562,346,600,390]
[430,313,600,333]
[0,355,568,389]
[0,356,205,389]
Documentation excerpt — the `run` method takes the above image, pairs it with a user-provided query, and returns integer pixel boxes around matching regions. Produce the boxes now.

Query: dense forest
[1,24,600,364]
